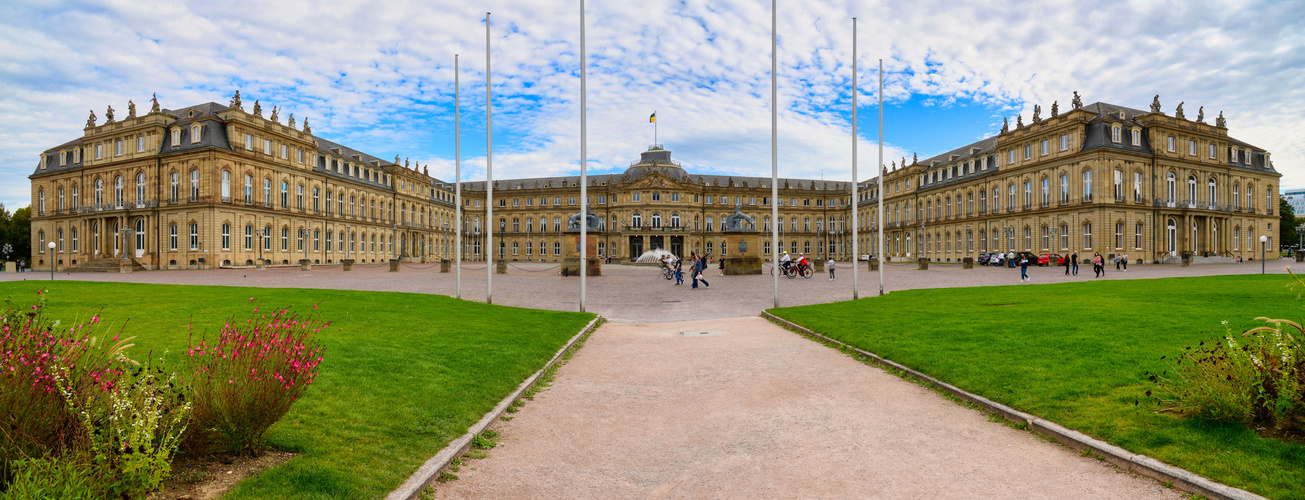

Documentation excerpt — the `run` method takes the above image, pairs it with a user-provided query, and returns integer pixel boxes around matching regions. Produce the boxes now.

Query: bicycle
[662,266,675,280]
[788,263,813,279]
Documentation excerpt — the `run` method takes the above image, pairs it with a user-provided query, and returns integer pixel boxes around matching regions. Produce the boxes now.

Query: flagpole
[455,53,462,300]
[579,0,588,313]
[486,12,494,305]
[770,0,779,309]
[877,58,885,296]
[851,17,858,300]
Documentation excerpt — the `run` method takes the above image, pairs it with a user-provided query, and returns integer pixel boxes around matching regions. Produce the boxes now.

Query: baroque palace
[28,92,1278,270]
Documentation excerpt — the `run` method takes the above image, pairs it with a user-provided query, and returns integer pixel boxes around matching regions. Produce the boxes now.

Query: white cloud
[0,0,1302,211]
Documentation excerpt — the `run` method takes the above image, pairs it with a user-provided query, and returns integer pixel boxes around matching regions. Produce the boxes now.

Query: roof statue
[150,93,160,114]
[288,113,295,128]
[1072,91,1082,109]
[395,155,401,165]
[722,203,756,232]
[1001,117,1009,134]
[1150,94,1161,114]
[127,100,136,119]
[912,152,918,164]
[891,161,896,171]
[405,158,410,168]
[1031,104,1041,123]
[1050,100,1059,117]
[230,90,242,110]
[901,157,906,168]
[252,100,262,117]
[270,106,279,122]
[303,117,311,134]
[423,166,429,176]
[1174,102,1185,120]
[1216,111,1226,127]
[1196,106,1204,123]
[105,105,115,123]
[567,208,601,232]
[86,109,96,128]
[1016,115,1023,129]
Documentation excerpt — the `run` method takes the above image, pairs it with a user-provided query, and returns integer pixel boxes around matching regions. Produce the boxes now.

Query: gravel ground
[431,317,1181,499]
[0,260,1287,323]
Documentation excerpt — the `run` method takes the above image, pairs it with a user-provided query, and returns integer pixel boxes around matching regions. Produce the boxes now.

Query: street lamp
[1296,224,1304,254]
[1260,234,1268,274]
[47,241,56,280]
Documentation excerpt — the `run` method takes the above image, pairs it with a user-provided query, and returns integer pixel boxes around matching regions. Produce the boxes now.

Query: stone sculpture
[127,100,136,118]
[105,105,115,123]
[1150,94,1161,113]
[1072,91,1082,109]
[150,93,160,113]
[567,208,601,232]
[1175,102,1185,120]
[86,109,96,128]
[722,204,756,232]
[230,90,242,110]
[1032,104,1041,123]
[1051,100,1059,117]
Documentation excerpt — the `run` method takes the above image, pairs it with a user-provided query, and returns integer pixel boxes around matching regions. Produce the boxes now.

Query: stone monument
[562,208,602,276]
[721,204,762,275]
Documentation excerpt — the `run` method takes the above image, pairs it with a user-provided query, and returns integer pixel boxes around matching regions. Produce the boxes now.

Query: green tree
[8,206,31,262]
[0,203,10,262]
[1281,196,1299,249]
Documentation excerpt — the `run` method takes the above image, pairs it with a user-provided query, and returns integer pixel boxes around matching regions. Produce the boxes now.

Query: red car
[1037,253,1065,266]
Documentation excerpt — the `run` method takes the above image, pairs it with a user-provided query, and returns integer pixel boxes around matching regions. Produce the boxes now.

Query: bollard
[441,259,451,273]
[963,257,974,269]
[299,259,311,271]
[389,259,400,272]
[1295,253,1303,263]
[119,258,133,274]
[869,259,879,271]
[496,259,507,274]
[255,258,265,270]
[342,259,354,271]
[917,257,929,270]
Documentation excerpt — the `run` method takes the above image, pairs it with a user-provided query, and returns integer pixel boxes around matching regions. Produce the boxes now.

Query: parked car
[987,253,1005,266]
[1037,253,1065,266]
[1009,251,1039,266]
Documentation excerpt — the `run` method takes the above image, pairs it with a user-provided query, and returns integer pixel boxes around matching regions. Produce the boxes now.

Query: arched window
[1188,175,1197,204]
[70,184,78,208]
[95,178,104,204]
[244,174,253,203]
[1246,183,1254,210]
[632,212,642,227]
[37,189,45,215]
[280,181,288,208]
[1233,184,1241,208]
[190,169,200,200]
[671,213,681,227]
[262,178,272,205]
[1040,177,1049,206]
[1166,218,1177,255]
[135,173,146,201]
[651,213,661,227]
[1208,177,1217,204]
[57,187,64,211]
[1267,186,1274,214]
[221,170,231,199]
[135,218,145,251]
[1166,172,1176,203]
[114,176,123,203]
[1083,221,1093,249]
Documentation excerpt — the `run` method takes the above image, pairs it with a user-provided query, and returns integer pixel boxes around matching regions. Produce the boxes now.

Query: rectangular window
[189,224,199,250]
[1060,134,1069,151]
[598,195,606,204]
[1023,145,1031,160]
[222,224,231,250]
[569,196,576,205]
[170,224,177,250]
[1083,170,1093,201]
[1008,151,1015,164]
[263,139,272,155]
[244,133,253,150]
[1209,144,1216,159]
[114,140,123,156]
[73,149,80,163]
[632,193,641,202]
[1189,140,1197,156]
[1167,136,1176,152]
[95,144,103,159]
[1040,140,1048,156]
[671,193,680,202]
[137,136,145,152]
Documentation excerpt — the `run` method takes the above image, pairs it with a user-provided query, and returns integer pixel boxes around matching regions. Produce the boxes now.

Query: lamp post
[1296,224,1304,254]
[1260,234,1268,274]
[47,242,56,280]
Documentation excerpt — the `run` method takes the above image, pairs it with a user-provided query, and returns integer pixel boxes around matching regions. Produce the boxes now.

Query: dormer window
[1111,126,1121,143]
[191,125,201,143]
[1119,110,1126,119]
[73,149,80,163]
[59,151,67,166]
[172,128,181,147]
[1131,129,1141,146]
[1229,147,1237,162]
[39,154,47,170]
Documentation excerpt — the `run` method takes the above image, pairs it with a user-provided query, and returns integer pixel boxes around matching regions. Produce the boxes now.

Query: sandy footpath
[432,317,1178,499]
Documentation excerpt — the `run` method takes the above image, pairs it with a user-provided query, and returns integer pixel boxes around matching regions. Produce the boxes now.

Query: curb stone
[760,311,1268,500]
[386,316,603,500]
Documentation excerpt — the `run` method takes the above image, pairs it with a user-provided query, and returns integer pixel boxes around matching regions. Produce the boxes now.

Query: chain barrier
[401,263,443,271]
[508,263,561,272]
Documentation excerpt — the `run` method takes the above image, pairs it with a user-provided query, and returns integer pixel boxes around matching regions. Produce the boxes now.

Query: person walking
[1070,252,1079,276]
[691,252,710,289]
[1115,254,1121,271]
[828,258,836,280]
[17,260,24,272]
[1064,253,1071,275]
[1019,253,1030,282]
[1121,252,1129,271]
[1092,252,1104,278]
[718,254,725,276]
[673,256,684,285]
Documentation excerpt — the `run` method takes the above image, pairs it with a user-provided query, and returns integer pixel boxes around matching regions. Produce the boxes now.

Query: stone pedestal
[389,259,400,272]
[1180,252,1192,267]
[421,256,427,264]
[722,232,761,275]
[300,259,312,271]
[917,257,929,270]
[496,260,507,274]
[342,259,355,271]
[963,257,974,269]
[562,233,603,276]
[441,259,451,273]
[1294,253,1303,263]
[255,259,265,270]
[119,258,133,274]
[868,259,879,271]
[3,262,14,273]
[812,259,825,273]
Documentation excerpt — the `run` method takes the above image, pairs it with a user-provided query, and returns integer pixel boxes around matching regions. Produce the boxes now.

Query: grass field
[770,274,1305,500]
[0,281,594,499]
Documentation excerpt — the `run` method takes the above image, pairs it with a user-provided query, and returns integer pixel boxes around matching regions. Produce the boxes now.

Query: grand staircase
[64,257,147,273]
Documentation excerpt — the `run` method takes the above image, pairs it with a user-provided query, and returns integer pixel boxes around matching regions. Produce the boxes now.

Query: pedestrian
[1121,252,1129,271]
[694,253,710,289]
[674,256,684,285]
[1019,253,1030,282]
[1071,252,1079,276]
[1115,254,1121,271]
[828,258,836,280]
[718,254,725,276]
[1093,252,1103,278]
[17,260,24,272]
[1064,253,1071,275]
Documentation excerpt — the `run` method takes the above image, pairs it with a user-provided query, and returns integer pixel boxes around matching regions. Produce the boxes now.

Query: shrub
[185,303,325,455]
[0,455,98,500]
[0,290,131,480]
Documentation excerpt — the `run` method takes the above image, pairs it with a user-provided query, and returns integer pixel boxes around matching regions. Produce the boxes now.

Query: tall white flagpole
[851,17,859,300]
[877,58,885,296]
[486,12,494,305]
[579,0,588,313]
[455,54,463,300]
[771,0,779,309]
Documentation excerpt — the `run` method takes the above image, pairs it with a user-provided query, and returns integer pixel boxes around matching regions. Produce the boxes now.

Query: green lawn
[0,281,594,499]
[770,274,1305,500]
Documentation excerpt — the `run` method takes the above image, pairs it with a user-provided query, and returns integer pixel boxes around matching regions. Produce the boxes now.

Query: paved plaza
[433,317,1180,499]
[0,260,1288,322]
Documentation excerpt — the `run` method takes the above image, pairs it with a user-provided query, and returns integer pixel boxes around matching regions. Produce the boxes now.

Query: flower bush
[1154,271,1305,433]
[185,303,325,455]
[0,290,131,480]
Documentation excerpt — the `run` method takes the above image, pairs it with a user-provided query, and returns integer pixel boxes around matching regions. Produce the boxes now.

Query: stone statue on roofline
[150,93,160,114]
[1196,106,1204,123]
[1150,94,1161,114]
[1050,100,1059,117]
[303,117,311,134]
[1174,102,1185,120]
[1216,111,1226,127]
[901,157,906,168]
[912,152,918,164]
[1072,91,1082,110]
[395,155,401,165]
[230,90,242,110]
[127,100,136,119]
[288,113,295,128]
[405,158,410,168]
[86,109,96,128]
[1001,117,1009,134]
[1016,115,1023,129]
[270,106,279,122]
[423,166,429,176]
[1031,104,1041,123]
[105,105,115,123]
[252,100,262,117]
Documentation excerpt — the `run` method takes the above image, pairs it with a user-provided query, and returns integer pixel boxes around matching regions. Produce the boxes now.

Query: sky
[1,0,1302,210]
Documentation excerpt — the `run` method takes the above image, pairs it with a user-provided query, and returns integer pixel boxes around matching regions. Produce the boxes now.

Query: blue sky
[1,0,1302,210]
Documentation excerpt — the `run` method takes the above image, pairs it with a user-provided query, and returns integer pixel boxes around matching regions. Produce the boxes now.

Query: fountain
[635,248,675,264]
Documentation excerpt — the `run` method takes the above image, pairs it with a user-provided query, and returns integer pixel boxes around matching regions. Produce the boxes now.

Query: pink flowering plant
[185,301,326,455]
[0,290,132,478]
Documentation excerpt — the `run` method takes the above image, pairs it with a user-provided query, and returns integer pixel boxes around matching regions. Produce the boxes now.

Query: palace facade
[29,94,1279,270]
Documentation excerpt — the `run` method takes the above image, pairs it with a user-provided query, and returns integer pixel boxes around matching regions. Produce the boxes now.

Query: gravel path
[432,317,1180,499]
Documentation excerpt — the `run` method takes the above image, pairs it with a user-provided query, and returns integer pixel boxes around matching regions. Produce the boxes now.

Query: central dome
[624,145,686,180]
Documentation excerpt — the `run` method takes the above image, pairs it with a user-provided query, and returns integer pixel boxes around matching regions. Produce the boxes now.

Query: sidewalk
[432,317,1177,499]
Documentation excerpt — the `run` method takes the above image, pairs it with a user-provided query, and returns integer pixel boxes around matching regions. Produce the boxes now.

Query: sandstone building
[29,93,1279,270]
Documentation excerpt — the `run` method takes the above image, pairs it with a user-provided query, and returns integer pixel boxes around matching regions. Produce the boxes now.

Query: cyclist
[796,253,809,273]
[779,251,792,273]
